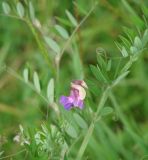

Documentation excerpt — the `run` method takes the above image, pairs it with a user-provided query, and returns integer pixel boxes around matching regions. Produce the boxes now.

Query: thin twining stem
[76,87,110,160]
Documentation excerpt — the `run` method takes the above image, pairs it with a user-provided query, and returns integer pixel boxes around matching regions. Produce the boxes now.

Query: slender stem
[7,67,49,103]
[26,21,54,72]
[120,58,133,73]
[76,87,110,160]
[0,14,54,74]
[59,2,98,61]
[67,133,83,156]
[0,149,26,160]
[6,67,59,115]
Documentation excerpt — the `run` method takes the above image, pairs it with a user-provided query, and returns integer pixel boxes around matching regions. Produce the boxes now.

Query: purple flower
[60,80,88,110]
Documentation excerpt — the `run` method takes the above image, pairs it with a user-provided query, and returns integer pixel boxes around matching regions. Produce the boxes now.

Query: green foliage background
[0,0,148,159]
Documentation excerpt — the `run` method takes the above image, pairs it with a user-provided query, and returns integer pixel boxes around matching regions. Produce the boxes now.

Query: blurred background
[0,0,148,159]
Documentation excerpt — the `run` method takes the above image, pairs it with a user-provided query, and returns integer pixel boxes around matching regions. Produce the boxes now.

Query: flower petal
[64,103,73,110]
[72,80,88,89]
[73,99,84,109]
[77,100,84,109]
[71,84,86,100]
[60,96,69,105]
[60,96,73,110]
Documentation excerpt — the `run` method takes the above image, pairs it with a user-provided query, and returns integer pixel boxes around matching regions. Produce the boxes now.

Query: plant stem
[59,2,98,62]
[0,149,26,160]
[27,21,54,75]
[76,87,110,160]
[1,14,55,74]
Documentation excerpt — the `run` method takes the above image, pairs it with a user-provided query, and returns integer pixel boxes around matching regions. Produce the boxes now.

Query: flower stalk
[76,87,110,160]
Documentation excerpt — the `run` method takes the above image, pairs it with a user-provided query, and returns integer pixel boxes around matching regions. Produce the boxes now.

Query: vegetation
[0,0,148,159]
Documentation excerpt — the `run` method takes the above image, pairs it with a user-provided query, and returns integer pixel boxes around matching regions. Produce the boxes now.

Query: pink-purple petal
[59,80,87,110]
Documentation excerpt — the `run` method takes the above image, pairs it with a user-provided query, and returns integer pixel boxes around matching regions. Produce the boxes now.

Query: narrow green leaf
[41,124,48,134]
[134,36,142,49]
[47,78,54,104]
[29,1,35,20]
[142,29,148,46]
[90,65,102,82]
[55,25,69,39]
[73,2,87,15]
[96,65,108,83]
[90,65,107,83]
[101,107,113,116]
[55,16,72,27]
[50,124,58,137]
[66,123,77,138]
[106,60,112,71]
[119,35,131,48]
[123,27,135,43]
[44,37,60,54]
[33,71,41,93]
[16,2,25,18]
[2,2,11,14]
[19,124,24,133]
[65,10,78,27]
[113,71,129,86]
[73,113,88,129]
[87,80,101,96]
[115,41,122,52]
[97,55,106,70]
[130,46,138,54]
[121,0,136,16]
[23,68,29,83]
[121,0,144,27]
[121,46,128,57]
[120,61,132,73]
